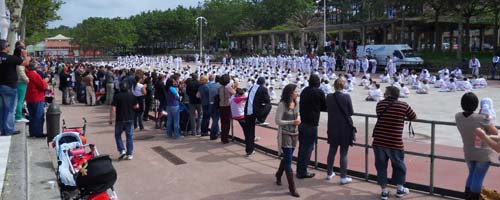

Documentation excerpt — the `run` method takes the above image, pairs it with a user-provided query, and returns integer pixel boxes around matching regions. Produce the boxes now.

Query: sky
[48,0,199,28]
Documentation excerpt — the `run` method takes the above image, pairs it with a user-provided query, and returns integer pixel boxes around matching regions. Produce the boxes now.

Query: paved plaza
[49,74,500,199]
[58,102,454,200]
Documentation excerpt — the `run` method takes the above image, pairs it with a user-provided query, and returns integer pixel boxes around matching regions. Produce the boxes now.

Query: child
[360,75,369,87]
[416,80,430,94]
[440,78,456,92]
[461,78,473,91]
[477,76,488,88]
[428,75,436,84]
[380,71,390,83]
[477,98,497,149]
[230,88,248,134]
[391,77,401,89]
[344,79,354,93]
[365,79,374,90]
[320,79,332,95]
[411,77,421,90]
[366,83,383,101]
[399,83,410,98]
[434,76,444,88]
[68,87,76,104]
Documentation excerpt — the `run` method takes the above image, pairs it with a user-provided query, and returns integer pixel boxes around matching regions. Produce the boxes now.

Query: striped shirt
[372,97,416,150]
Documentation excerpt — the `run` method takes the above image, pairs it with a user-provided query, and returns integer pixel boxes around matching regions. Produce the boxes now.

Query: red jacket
[25,69,48,103]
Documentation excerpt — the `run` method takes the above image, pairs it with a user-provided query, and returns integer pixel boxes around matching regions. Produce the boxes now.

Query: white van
[357,44,424,67]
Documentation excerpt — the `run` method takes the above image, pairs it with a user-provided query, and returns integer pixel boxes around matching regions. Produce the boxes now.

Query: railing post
[314,137,318,169]
[364,116,369,181]
[231,119,234,142]
[430,122,436,195]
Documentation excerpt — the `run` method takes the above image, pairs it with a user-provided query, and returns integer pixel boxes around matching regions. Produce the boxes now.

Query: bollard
[46,103,61,143]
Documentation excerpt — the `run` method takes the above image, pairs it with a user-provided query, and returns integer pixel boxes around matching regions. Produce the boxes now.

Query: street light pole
[196,16,207,64]
[323,0,327,47]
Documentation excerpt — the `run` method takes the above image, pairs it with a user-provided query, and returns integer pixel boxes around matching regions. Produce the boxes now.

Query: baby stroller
[62,118,87,145]
[52,132,118,200]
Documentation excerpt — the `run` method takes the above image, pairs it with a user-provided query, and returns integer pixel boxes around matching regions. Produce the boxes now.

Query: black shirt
[112,91,138,122]
[186,80,201,104]
[59,73,71,88]
[0,52,23,88]
[299,86,327,126]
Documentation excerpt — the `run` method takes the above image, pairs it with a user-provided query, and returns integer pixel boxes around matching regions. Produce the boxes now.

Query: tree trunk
[7,0,24,54]
[494,5,499,53]
[432,13,440,52]
[449,26,454,53]
[457,10,463,60]
[465,17,471,53]
[391,22,396,44]
[20,14,25,41]
[479,26,484,51]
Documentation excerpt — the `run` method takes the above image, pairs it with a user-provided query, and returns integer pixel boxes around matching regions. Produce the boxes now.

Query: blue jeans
[209,104,219,139]
[27,101,45,137]
[0,85,17,135]
[115,120,134,155]
[282,147,294,172]
[296,124,317,176]
[466,161,491,193]
[166,105,180,138]
[201,104,210,134]
[373,145,406,187]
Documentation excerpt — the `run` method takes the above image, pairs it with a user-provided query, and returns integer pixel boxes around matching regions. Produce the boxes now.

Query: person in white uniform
[469,56,481,76]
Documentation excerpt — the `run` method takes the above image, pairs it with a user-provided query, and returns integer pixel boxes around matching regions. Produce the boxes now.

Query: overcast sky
[48,0,199,28]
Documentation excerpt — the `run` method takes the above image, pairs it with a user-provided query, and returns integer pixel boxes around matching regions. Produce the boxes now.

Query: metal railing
[230,111,500,199]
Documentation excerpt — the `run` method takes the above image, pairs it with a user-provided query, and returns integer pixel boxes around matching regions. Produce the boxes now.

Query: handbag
[333,94,357,144]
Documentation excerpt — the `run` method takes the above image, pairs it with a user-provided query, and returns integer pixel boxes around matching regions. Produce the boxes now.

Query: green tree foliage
[23,0,63,38]
[71,17,137,53]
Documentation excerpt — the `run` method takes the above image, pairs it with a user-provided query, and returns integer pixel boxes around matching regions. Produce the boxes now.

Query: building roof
[46,34,72,41]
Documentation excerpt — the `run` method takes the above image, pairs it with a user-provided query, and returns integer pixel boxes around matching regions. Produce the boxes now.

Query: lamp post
[316,0,327,47]
[196,16,207,63]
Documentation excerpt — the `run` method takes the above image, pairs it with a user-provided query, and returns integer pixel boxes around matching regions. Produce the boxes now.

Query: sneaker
[246,150,255,157]
[325,173,335,180]
[380,190,390,200]
[254,136,261,141]
[339,177,352,185]
[16,118,29,123]
[118,151,126,160]
[259,122,269,126]
[125,155,133,160]
[396,187,410,198]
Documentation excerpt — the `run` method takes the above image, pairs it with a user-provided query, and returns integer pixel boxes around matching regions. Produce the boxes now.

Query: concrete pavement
[55,97,457,200]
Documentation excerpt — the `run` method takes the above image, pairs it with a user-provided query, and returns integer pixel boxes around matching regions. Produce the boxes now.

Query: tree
[487,0,500,52]
[459,0,487,52]
[25,25,70,45]
[7,0,24,54]
[201,0,247,46]
[71,17,137,55]
[22,0,63,40]
[427,0,449,52]
[286,3,320,28]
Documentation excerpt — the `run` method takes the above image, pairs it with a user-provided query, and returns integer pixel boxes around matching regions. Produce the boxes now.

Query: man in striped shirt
[372,86,416,200]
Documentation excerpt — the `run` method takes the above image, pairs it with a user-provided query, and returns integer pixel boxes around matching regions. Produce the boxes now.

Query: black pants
[243,115,256,154]
[143,96,152,119]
